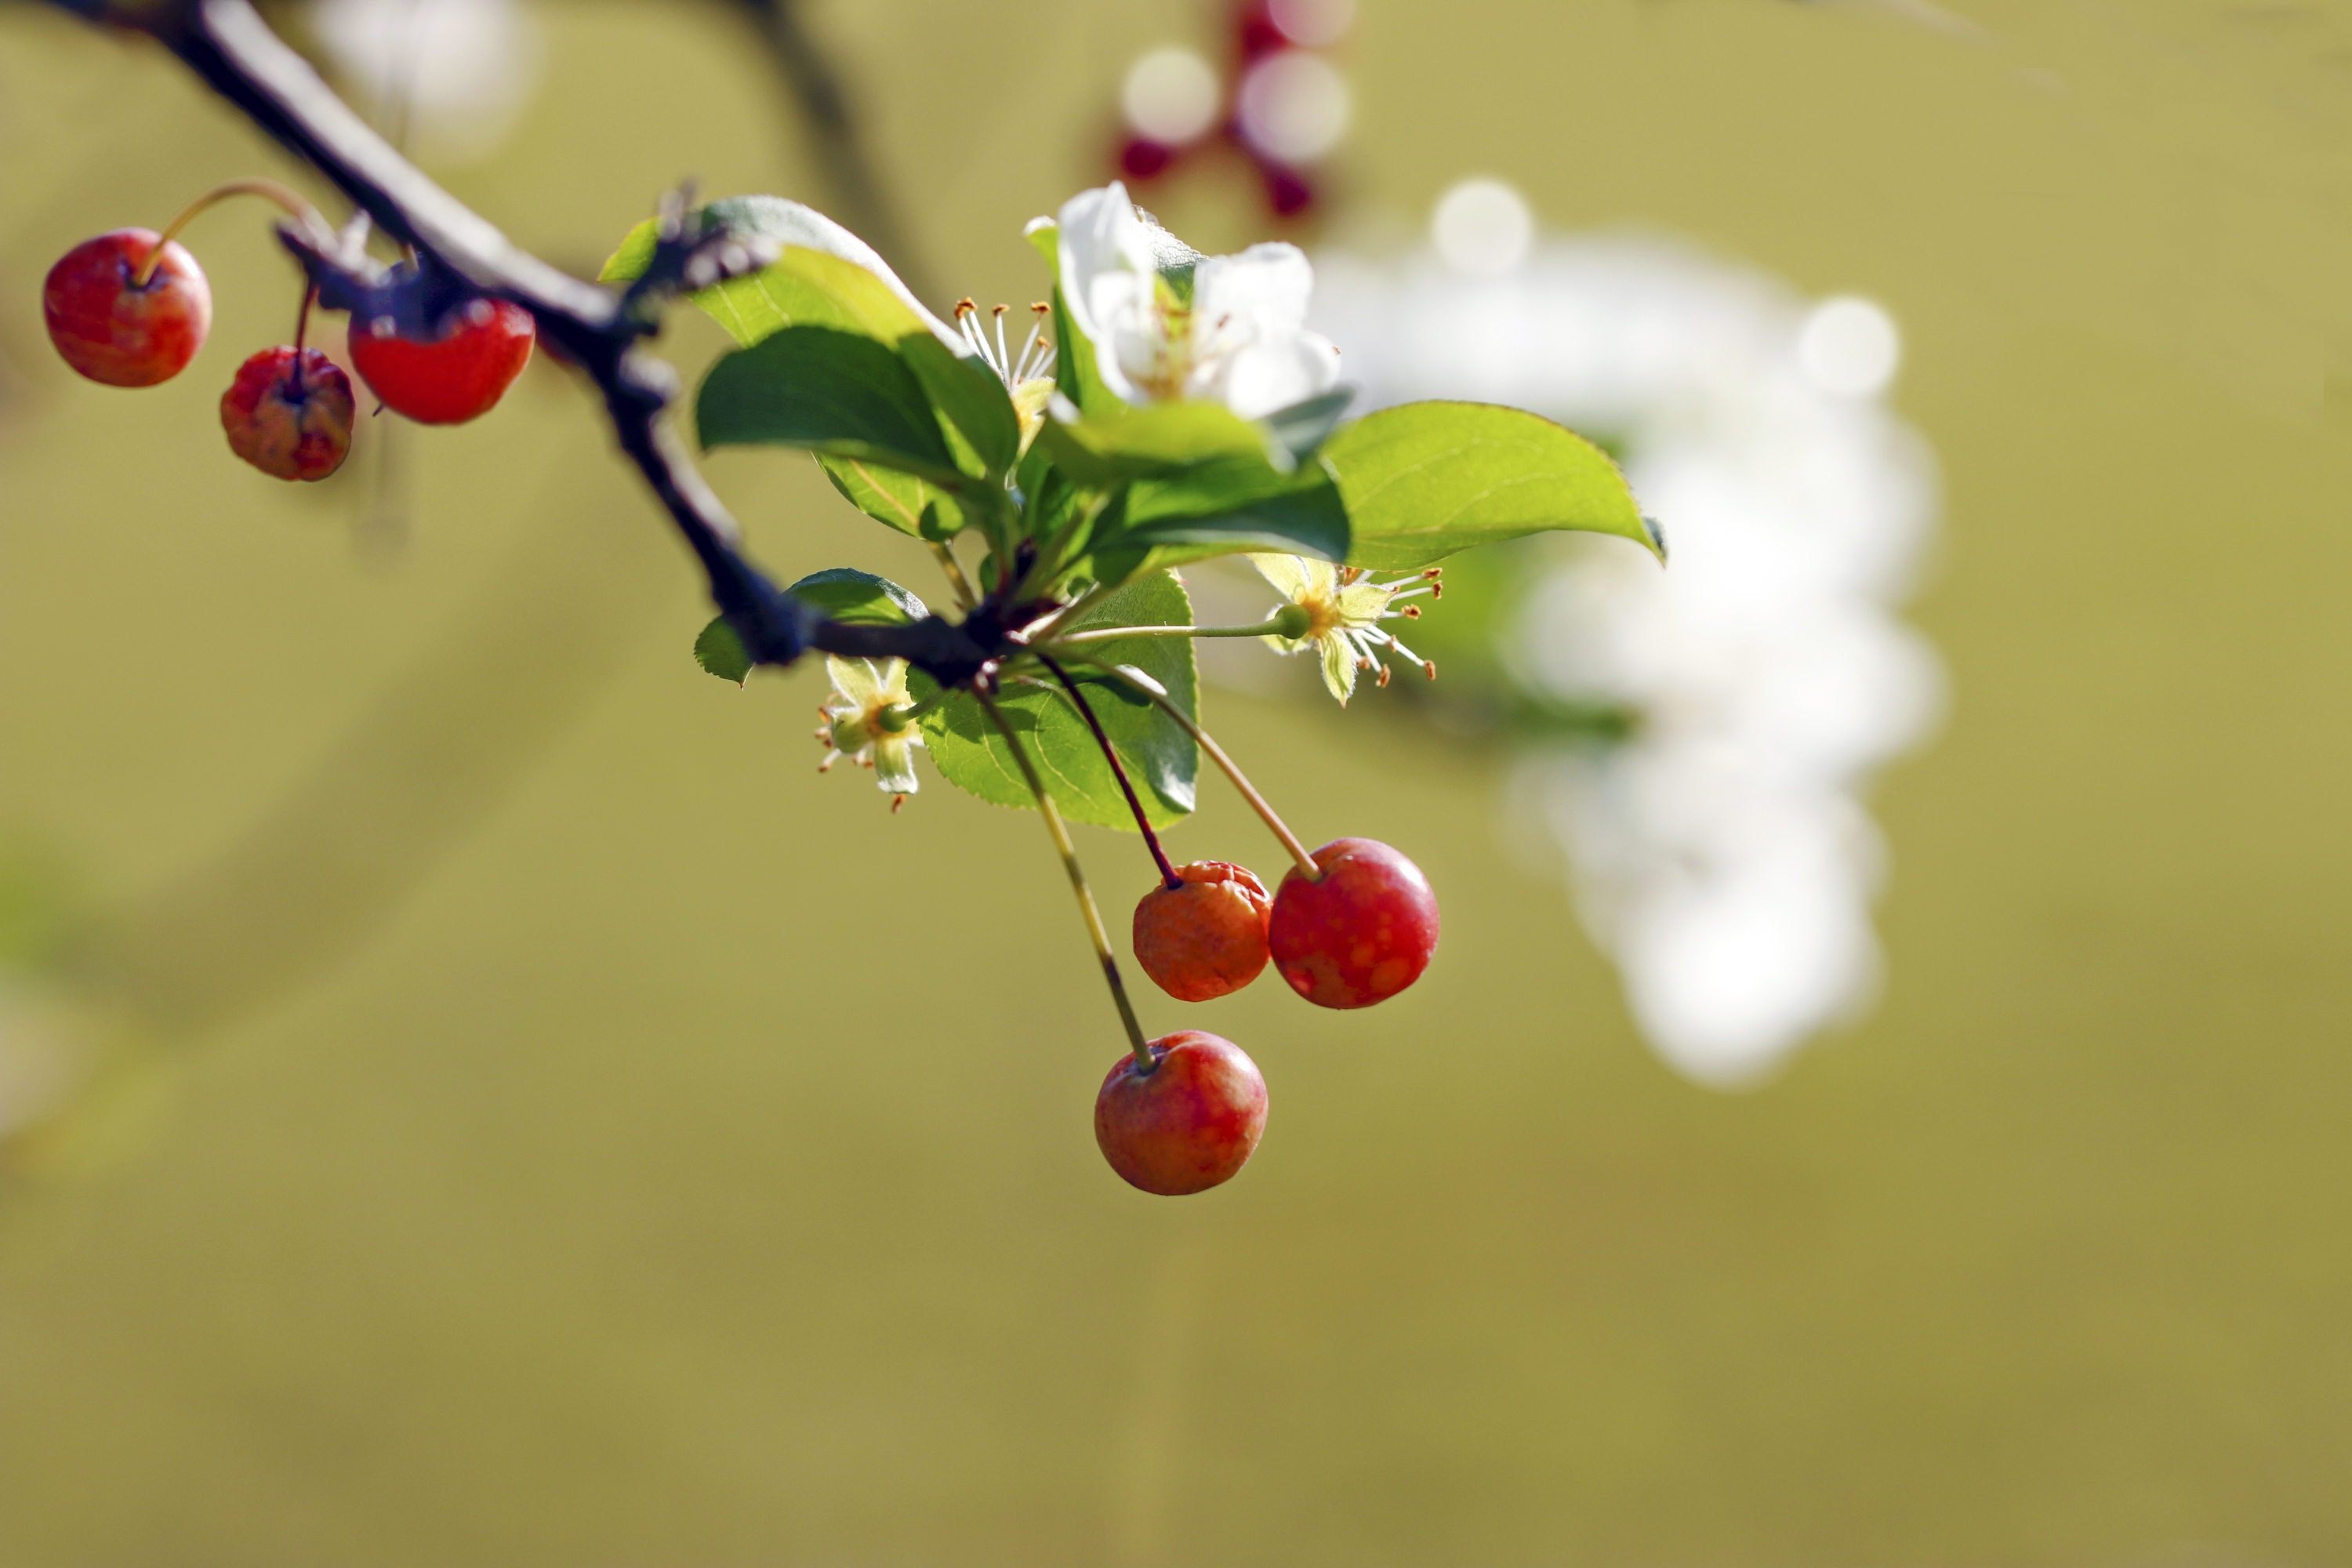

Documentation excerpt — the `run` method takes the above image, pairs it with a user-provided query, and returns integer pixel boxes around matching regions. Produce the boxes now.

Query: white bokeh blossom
[1310,184,1944,1087]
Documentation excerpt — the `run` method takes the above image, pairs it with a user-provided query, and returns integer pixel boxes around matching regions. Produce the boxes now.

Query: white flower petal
[1056,183,1161,405]
[1319,631,1359,704]
[1203,330,1343,420]
[1247,552,1326,603]
[873,735,921,794]
[1193,243,1316,336]
[826,655,885,708]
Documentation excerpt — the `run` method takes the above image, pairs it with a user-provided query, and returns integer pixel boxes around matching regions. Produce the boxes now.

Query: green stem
[927,540,978,611]
[884,684,951,729]
[1058,650,1323,883]
[1047,615,1295,647]
[974,689,1156,1069]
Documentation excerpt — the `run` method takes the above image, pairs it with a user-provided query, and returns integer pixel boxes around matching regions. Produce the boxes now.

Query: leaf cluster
[605,198,1662,830]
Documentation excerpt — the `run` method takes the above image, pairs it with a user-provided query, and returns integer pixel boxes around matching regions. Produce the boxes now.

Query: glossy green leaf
[697,326,965,488]
[1087,456,1350,584]
[1323,401,1659,570]
[818,456,966,539]
[913,571,1198,831]
[784,568,928,626]
[1261,387,1356,466]
[693,617,753,684]
[604,199,934,349]
[1035,400,1271,486]
[898,332,1020,480]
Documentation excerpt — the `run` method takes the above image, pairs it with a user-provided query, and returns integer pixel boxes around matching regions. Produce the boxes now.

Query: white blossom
[1047,183,1343,420]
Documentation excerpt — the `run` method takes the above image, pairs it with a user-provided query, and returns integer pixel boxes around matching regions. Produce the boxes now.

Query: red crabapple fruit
[1268,837,1440,1009]
[348,296,534,425]
[1132,861,1272,1002]
[1094,1031,1269,1196]
[42,230,212,387]
[220,347,354,481]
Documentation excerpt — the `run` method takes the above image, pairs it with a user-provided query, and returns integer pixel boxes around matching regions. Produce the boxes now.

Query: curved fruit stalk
[220,347,354,481]
[42,230,212,387]
[1132,861,1273,1002]
[349,298,535,425]
[1094,1031,1269,1196]
[1269,837,1441,1009]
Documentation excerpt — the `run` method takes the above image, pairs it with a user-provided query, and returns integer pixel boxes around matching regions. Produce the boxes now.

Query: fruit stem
[1062,650,1324,883]
[974,688,1156,1071]
[927,540,978,610]
[1035,652,1183,891]
[288,284,316,394]
[133,178,325,288]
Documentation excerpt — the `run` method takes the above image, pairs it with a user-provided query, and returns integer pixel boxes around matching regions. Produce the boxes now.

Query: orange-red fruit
[220,347,354,481]
[1269,837,1441,1009]
[42,229,212,387]
[1132,860,1272,1002]
[348,297,534,425]
[1094,1030,1269,1196]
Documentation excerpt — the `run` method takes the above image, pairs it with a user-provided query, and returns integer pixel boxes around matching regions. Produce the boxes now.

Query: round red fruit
[349,297,534,425]
[220,347,354,481]
[1133,861,1272,1002]
[42,229,212,387]
[1094,1031,1269,1196]
[1268,837,1440,1009]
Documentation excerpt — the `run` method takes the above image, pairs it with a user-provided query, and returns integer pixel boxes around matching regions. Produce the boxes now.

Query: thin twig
[974,689,1154,1068]
[1035,652,1182,890]
[1060,650,1323,881]
[733,0,936,305]
[58,0,1005,686]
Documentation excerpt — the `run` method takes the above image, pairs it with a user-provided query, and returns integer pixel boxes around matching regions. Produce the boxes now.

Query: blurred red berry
[1264,165,1316,216]
[42,229,212,387]
[1120,136,1177,180]
[219,347,353,481]
[349,296,533,425]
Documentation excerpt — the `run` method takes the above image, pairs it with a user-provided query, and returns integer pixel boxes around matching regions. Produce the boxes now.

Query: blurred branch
[40,0,1006,687]
[728,0,935,304]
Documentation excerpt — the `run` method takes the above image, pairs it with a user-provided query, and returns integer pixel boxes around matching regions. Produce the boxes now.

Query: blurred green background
[2,1,2349,1563]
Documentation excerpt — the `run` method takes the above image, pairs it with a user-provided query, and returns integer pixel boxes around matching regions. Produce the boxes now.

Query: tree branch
[49,0,1007,684]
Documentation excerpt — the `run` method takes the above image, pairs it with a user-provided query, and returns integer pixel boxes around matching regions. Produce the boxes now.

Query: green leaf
[1087,456,1350,585]
[697,326,965,488]
[784,568,929,626]
[913,571,1198,831]
[1261,387,1356,466]
[818,455,966,539]
[1322,401,1659,570]
[1035,400,1271,486]
[604,198,935,350]
[898,332,1020,480]
[693,616,753,684]
[601,217,660,284]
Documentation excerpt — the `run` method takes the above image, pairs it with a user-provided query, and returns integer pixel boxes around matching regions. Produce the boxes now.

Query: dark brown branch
[48,0,1005,684]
